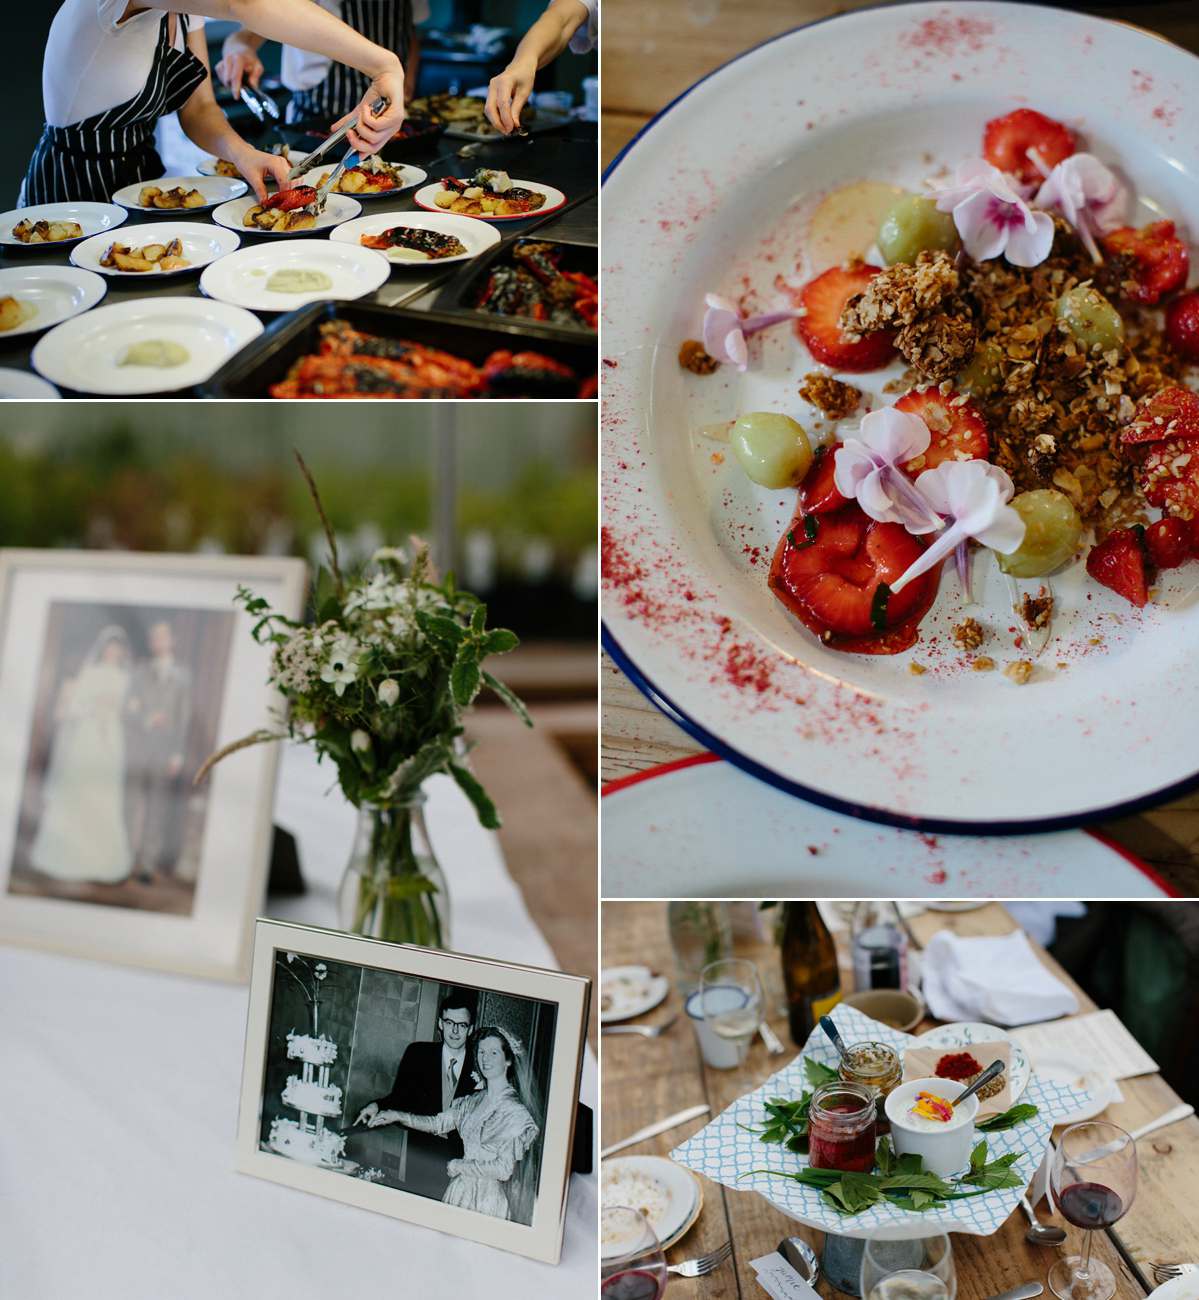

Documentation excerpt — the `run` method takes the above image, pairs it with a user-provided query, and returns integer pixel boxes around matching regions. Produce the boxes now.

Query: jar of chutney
[838,1041,902,1134]
[807,1080,877,1173]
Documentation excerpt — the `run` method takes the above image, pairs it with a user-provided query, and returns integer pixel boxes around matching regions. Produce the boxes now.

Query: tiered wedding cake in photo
[268,1031,347,1166]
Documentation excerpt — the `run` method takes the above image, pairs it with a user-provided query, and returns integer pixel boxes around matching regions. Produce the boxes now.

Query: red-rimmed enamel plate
[413,181,566,220]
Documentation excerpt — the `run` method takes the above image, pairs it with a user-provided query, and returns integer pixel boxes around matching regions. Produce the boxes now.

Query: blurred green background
[0,402,596,641]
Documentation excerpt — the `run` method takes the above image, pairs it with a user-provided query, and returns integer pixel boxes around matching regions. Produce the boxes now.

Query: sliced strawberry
[1140,435,1199,519]
[1165,291,1199,364]
[799,442,851,514]
[769,501,940,646]
[1143,517,1195,569]
[892,389,990,473]
[982,109,1075,186]
[1086,527,1153,606]
[1100,221,1189,306]
[794,265,896,372]
[1122,386,1199,445]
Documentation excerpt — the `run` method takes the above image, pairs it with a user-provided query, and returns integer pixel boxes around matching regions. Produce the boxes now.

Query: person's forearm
[222,26,266,60]
[509,0,587,73]
[178,94,257,161]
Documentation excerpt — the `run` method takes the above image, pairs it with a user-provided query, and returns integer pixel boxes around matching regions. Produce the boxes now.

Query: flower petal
[1003,209,1055,267]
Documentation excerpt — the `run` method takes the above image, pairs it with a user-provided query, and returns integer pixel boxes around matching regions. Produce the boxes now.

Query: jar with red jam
[838,1040,902,1134]
[807,1080,877,1173]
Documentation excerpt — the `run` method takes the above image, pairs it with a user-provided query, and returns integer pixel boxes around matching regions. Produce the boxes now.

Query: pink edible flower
[702,294,800,371]
[1033,153,1126,262]
[928,160,1055,267]
[833,407,942,533]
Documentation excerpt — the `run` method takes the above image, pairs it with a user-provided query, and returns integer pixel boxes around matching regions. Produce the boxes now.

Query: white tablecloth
[0,743,596,1298]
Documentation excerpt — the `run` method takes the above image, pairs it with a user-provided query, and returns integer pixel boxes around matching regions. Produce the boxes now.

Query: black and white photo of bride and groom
[8,601,234,913]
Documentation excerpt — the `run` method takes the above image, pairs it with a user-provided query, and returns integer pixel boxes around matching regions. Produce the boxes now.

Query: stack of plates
[601,1156,703,1254]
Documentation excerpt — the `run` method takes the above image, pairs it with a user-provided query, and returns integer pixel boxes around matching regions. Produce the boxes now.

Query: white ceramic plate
[299,161,426,196]
[413,180,566,221]
[600,965,670,1023]
[0,201,127,249]
[328,210,502,265]
[197,151,311,178]
[1151,1275,1199,1300]
[0,370,60,399]
[211,194,362,236]
[910,1023,1030,1102]
[600,1156,702,1256]
[601,756,1175,898]
[31,298,263,396]
[0,265,107,339]
[1032,1053,1114,1123]
[601,1,1199,832]
[70,223,241,278]
[199,241,390,311]
[112,174,247,212]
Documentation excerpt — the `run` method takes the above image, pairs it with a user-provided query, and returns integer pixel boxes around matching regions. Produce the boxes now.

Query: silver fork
[601,1016,679,1039]
[667,1241,733,1278]
[1152,1264,1199,1284]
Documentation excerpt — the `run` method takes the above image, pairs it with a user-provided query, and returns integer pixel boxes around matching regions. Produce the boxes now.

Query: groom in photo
[355,988,479,1200]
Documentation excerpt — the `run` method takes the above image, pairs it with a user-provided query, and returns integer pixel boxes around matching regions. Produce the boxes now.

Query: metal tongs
[287,96,389,181]
[238,83,281,123]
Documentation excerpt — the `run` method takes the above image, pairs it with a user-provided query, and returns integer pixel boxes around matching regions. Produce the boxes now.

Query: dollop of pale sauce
[386,246,431,262]
[118,340,190,368]
[266,268,334,293]
[807,181,906,275]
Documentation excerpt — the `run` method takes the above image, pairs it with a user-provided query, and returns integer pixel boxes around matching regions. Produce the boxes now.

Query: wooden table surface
[601,901,1199,1299]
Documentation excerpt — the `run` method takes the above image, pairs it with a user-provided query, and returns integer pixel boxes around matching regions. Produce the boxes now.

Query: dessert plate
[111,175,247,211]
[328,210,501,265]
[31,298,263,395]
[601,1,1199,832]
[199,240,390,311]
[70,223,241,277]
[0,265,107,339]
[0,201,127,248]
[600,756,1176,898]
[600,965,670,1022]
[413,181,566,220]
[600,1156,701,1255]
[211,194,361,236]
[1031,1053,1114,1123]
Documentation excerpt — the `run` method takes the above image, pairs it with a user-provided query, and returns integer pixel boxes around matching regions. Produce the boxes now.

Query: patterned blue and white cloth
[670,1004,1093,1239]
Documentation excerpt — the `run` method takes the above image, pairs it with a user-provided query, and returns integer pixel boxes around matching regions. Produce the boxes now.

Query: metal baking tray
[200,301,596,398]
[433,237,597,336]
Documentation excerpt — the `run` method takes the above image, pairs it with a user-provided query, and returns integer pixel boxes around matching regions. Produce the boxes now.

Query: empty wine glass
[601,1207,667,1300]
[699,957,764,1067]
[1049,1122,1137,1300]
[861,1224,957,1300]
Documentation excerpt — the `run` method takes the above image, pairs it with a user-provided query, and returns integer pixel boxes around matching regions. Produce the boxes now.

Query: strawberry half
[1143,517,1196,570]
[1140,436,1199,520]
[982,109,1075,186]
[795,265,896,372]
[1122,386,1199,445]
[769,501,940,646]
[1100,221,1189,306]
[1086,527,1154,607]
[1165,291,1199,364]
[799,442,851,514]
[892,388,991,474]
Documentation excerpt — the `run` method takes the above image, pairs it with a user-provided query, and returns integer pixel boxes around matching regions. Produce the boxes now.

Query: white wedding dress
[30,660,133,883]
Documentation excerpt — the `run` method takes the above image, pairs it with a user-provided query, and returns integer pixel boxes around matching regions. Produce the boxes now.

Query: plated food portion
[0,266,107,340]
[198,242,391,311]
[212,193,361,236]
[112,175,248,212]
[329,211,500,265]
[71,224,241,277]
[0,201,127,249]
[415,172,564,220]
[300,155,425,197]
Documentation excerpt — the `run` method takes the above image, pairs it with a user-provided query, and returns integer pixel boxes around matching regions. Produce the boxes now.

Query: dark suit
[372,1040,476,1200]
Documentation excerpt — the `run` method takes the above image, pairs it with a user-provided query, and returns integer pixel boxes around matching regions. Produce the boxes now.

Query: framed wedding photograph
[0,549,307,980]
[235,919,591,1264]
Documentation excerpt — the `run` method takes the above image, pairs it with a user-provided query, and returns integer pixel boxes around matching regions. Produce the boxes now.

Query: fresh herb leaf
[976,1104,1039,1132]
[805,1058,839,1087]
[956,1145,1027,1191]
[870,581,891,631]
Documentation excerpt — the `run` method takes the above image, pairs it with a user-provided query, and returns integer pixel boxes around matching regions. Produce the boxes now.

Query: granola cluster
[799,372,861,419]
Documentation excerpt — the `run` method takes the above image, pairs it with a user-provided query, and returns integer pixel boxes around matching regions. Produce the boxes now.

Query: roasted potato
[140,186,162,205]
[141,243,168,262]
[0,296,24,331]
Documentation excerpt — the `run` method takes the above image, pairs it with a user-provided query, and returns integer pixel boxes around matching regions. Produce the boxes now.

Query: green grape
[876,194,960,266]
[1055,285,1125,353]
[996,489,1083,577]
[730,413,813,489]
[956,339,1005,396]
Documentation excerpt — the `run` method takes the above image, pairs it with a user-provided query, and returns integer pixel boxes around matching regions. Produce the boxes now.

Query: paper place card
[750,1253,823,1300]
[1016,1009,1158,1080]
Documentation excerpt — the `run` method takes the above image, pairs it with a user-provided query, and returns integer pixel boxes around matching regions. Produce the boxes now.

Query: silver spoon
[819,1015,853,1064]
[953,1059,1006,1106]
[1021,1195,1067,1245]
[777,1237,821,1285]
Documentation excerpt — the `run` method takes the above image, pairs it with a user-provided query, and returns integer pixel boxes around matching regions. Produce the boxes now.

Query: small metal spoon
[953,1059,1006,1107]
[819,1015,853,1064]
[1021,1195,1068,1245]
[777,1237,821,1285]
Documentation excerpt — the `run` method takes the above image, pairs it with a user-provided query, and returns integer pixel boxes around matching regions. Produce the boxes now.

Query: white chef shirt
[566,0,598,54]
[43,2,206,129]
[280,0,431,93]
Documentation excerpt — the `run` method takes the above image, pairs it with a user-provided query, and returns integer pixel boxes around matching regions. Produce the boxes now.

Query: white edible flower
[927,159,1055,267]
[834,407,943,533]
[1033,154,1126,262]
[701,293,801,371]
[378,678,399,707]
[350,729,371,753]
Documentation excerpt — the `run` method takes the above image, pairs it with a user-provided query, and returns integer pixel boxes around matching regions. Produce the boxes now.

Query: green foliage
[975,1104,1039,1132]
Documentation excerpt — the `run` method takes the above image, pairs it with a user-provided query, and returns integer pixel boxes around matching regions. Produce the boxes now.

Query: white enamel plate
[601,2,1199,832]
[413,180,566,220]
[0,201,127,248]
[212,194,362,237]
[111,174,247,212]
[328,210,501,265]
[0,265,107,339]
[70,223,241,278]
[199,240,391,311]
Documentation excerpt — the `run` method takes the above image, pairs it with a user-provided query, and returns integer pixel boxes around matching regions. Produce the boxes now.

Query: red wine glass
[601,1207,667,1300]
[1048,1122,1137,1300]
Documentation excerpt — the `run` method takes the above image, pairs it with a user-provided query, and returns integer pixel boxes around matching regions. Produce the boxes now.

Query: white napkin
[920,929,1079,1026]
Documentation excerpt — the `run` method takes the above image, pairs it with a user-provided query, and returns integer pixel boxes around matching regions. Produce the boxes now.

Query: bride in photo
[30,625,134,884]
[368,1024,543,1223]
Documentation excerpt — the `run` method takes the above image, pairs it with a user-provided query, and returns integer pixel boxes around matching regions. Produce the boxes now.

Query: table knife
[600,1103,710,1159]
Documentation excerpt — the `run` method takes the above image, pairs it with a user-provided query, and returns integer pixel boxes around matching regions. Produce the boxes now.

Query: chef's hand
[230,146,292,203]
[333,69,406,154]
[355,1102,380,1126]
[485,57,536,135]
[215,49,265,101]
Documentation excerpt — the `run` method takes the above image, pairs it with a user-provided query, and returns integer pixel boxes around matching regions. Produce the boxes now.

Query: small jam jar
[838,1040,902,1134]
[807,1080,877,1173]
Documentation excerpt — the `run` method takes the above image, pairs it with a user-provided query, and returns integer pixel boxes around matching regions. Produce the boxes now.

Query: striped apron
[21,13,206,205]
[286,0,411,125]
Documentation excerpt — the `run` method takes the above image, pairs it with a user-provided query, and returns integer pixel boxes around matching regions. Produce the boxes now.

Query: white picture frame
[235,919,590,1264]
[0,548,306,980]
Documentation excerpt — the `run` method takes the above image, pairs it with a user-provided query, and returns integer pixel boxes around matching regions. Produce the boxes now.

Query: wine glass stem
[1077,1229,1094,1281]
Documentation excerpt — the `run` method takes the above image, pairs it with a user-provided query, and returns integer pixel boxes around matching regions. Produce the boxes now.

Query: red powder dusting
[901,14,993,54]
[720,639,775,694]
[926,869,948,885]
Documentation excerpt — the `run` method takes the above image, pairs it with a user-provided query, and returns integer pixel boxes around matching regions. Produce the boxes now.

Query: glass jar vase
[337,795,449,949]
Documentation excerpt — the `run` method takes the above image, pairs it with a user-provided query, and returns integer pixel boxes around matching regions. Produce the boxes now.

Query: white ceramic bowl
[885,1077,978,1177]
